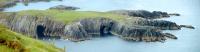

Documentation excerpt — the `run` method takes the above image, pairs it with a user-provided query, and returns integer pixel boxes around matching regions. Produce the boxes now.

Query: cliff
[0,10,194,42]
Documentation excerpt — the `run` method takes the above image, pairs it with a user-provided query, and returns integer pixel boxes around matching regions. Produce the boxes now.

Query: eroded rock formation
[0,13,65,39]
[108,10,180,19]
[49,5,80,10]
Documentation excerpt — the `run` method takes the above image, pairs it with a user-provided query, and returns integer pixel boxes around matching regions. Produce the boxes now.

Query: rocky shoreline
[108,10,180,19]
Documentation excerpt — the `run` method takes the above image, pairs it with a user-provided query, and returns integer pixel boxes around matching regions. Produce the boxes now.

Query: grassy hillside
[0,24,63,52]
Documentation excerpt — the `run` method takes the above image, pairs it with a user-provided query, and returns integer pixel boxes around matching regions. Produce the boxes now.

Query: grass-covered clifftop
[15,10,132,24]
[0,24,63,52]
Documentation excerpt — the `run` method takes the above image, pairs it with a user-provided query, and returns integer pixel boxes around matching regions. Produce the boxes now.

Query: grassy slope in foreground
[15,10,133,24]
[0,24,63,52]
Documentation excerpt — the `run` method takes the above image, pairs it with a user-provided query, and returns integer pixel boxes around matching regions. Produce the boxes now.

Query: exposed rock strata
[108,10,180,19]
[180,25,195,29]
[64,18,178,42]
[0,13,65,39]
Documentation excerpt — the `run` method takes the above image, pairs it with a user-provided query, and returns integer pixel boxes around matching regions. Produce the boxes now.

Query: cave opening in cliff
[36,25,45,39]
[100,22,113,36]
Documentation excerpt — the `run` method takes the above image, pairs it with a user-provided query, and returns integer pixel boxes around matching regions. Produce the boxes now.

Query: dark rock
[0,15,66,40]
[64,18,178,42]
[144,20,181,30]
[108,10,180,19]
[180,25,195,29]
[111,24,175,42]
[49,5,80,10]
[164,33,177,39]
[169,13,180,16]
[64,18,116,41]
[127,18,181,30]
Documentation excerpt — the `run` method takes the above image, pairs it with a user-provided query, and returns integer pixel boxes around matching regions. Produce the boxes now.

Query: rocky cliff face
[0,13,66,38]
[0,12,193,42]
[62,17,180,42]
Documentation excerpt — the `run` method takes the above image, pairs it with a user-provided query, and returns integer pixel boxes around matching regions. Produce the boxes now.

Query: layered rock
[64,18,115,41]
[111,23,177,42]
[108,10,180,19]
[49,5,80,10]
[123,17,182,30]
[136,19,181,30]
[0,13,65,39]
[180,25,195,29]
[63,18,178,42]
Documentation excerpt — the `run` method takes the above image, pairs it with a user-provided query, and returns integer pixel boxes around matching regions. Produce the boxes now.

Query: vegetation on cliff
[0,24,63,52]
[15,10,129,24]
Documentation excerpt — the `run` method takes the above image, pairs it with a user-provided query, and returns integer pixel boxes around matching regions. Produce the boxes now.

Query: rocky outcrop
[123,17,182,30]
[136,19,181,30]
[180,25,195,29]
[108,10,180,19]
[63,18,178,42]
[49,5,80,10]
[64,18,115,41]
[0,13,66,39]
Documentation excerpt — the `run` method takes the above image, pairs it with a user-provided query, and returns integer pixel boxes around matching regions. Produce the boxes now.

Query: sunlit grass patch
[15,10,130,24]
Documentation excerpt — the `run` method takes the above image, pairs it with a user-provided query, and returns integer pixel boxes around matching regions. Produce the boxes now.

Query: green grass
[0,24,63,52]
[15,10,130,24]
